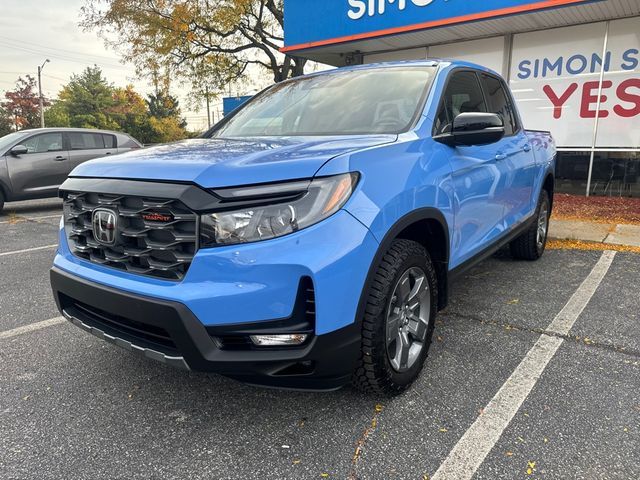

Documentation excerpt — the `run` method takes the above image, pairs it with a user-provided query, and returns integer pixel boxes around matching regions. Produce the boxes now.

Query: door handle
[495,153,508,161]
[522,144,532,152]
[105,152,112,155]
[53,155,66,161]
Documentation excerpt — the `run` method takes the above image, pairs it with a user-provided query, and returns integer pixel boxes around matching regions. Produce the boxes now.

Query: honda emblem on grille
[92,208,118,246]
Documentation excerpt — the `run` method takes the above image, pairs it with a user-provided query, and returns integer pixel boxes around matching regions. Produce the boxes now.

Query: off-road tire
[352,239,438,396]
[510,190,551,261]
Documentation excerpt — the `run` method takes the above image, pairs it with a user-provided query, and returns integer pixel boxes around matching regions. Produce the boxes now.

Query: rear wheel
[0,190,4,213]
[510,190,550,261]
[352,239,437,396]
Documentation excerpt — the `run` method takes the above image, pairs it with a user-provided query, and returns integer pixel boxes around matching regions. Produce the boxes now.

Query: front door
[434,70,510,268]
[5,132,71,198]
[479,73,537,227]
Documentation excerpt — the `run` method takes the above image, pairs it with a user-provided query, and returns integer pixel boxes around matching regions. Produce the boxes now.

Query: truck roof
[7,127,129,136]
[291,58,502,82]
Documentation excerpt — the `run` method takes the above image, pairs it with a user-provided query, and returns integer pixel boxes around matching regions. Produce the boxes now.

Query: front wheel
[510,190,551,261]
[0,190,4,213]
[352,239,438,396]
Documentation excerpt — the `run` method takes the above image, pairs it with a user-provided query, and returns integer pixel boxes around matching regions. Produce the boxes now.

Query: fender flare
[0,179,11,202]
[353,207,451,329]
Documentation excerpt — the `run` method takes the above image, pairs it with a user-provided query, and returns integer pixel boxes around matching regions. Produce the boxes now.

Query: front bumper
[54,208,379,336]
[51,267,361,390]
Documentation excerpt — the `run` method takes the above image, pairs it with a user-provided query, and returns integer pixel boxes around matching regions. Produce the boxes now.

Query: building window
[588,151,640,197]
[509,17,639,197]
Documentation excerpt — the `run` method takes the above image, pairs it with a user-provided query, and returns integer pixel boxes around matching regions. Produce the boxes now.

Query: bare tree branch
[80,0,306,102]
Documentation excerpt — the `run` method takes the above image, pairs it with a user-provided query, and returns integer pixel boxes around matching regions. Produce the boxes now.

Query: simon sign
[282,0,597,52]
[347,0,436,20]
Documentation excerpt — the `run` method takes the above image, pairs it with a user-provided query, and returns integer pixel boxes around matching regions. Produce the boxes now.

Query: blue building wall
[223,96,253,116]
[283,0,597,51]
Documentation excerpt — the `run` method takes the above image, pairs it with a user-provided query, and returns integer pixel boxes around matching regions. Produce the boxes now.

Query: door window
[68,132,107,150]
[481,74,518,136]
[102,134,116,148]
[22,133,63,153]
[434,71,487,135]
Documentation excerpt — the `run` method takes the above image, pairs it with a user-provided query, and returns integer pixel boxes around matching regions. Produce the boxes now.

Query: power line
[43,74,70,82]
[0,34,125,63]
[0,37,127,68]
[0,40,131,71]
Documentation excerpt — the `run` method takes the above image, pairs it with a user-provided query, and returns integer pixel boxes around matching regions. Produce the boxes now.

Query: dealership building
[282,0,640,197]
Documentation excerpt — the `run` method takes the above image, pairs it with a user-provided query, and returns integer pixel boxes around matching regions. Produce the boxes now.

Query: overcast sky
[0,0,233,131]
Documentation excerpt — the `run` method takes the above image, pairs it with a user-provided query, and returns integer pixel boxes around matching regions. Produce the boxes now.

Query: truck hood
[70,135,396,188]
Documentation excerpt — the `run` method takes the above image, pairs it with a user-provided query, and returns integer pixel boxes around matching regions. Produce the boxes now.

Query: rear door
[102,133,118,153]
[479,73,537,227]
[66,131,116,169]
[436,70,510,268]
[5,131,71,198]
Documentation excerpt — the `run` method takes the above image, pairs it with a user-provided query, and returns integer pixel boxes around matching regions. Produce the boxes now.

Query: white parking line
[0,317,66,340]
[0,244,58,257]
[432,250,616,480]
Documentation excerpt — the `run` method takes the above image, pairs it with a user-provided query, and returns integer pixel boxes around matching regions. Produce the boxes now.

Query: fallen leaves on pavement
[526,461,537,475]
[547,239,640,254]
[553,194,640,224]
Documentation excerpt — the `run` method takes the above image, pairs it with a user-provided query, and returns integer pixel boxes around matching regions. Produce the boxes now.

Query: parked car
[0,128,142,212]
[50,60,556,395]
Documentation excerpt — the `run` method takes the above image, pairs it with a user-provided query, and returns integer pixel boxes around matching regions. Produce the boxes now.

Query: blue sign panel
[283,0,596,52]
[223,96,253,116]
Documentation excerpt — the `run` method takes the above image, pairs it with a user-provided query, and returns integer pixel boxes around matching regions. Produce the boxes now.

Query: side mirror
[10,145,29,156]
[434,112,505,147]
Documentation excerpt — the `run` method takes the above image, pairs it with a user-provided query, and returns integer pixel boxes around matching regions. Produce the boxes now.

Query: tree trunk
[292,57,306,78]
[276,55,292,83]
[273,56,307,83]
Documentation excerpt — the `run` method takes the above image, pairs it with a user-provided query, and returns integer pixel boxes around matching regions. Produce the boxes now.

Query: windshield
[212,66,436,137]
[0,131,28,154]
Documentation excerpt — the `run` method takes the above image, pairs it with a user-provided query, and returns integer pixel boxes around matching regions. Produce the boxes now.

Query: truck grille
[63,191,198,281]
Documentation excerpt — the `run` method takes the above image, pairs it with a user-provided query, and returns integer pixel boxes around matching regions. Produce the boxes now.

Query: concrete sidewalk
[549,218,640,247]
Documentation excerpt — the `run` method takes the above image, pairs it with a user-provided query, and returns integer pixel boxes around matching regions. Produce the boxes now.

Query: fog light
[250,334,308,347]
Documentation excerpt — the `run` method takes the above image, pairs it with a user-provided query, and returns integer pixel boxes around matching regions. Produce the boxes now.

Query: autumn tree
[108,85,148,135]
[0,107,13,137]
[145,116,190,144]
[2,76,45,130]
[147,92,186,128]
[143,91,189,143]
[39,66,189,144]
[80,0,306,99]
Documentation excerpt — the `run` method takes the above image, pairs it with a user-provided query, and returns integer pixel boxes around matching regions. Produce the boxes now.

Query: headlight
[200,173,359,247]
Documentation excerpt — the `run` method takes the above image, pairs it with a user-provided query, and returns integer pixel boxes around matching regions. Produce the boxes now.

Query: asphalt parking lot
[1,199,638,480]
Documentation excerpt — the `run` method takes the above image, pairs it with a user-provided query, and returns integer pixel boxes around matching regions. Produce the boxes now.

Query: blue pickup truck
[50,60,555,395]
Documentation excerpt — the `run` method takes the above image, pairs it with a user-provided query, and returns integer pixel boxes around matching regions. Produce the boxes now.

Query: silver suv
[0,128,142,212]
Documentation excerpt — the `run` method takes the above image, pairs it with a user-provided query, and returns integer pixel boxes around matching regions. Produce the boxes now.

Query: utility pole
[205,86,211,128]
[37,59,50,128]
